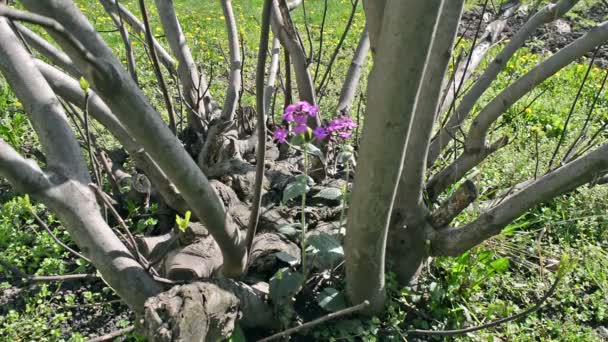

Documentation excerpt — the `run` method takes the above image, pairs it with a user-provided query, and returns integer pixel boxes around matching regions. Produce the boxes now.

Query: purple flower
[273,127,289,143]
[293,112,309,125]
[293,124,309,135]
[338,131,352,139]
[326,115,357,141]
[313,126,328,141]
[328,119,345,132]
[339,115,357,130]
[283,104,297,122]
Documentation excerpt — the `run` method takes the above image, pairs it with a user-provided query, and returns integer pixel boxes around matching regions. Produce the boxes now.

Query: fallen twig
[258,300,370,342]
[88,325,134,342]
[405,274,563,337]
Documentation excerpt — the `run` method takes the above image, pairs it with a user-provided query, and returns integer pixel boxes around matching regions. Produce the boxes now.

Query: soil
[461,2,608,67]
[1,3,607,340]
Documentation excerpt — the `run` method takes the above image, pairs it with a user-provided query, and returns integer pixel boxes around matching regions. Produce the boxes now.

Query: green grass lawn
[1,0,607,341]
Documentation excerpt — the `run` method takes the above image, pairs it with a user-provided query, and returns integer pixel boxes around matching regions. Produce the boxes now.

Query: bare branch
[466,20,608,153]
[246,0,272,257]
[0,17,89,182]
[153,0,208,129]
[103,0,138,84]
[138,0,177,134]
[0,5,104,72]
[98,0,176,73]
[219,0,242,122]
[346,0,445,313]
[395,0,465,214]
[426,136,508,200]
[316,0,359,99]
[259,300,370,342]
[432,144,608,256]
[0,17,161,311]
[12,22,81,77]
[271,0,318,115]
[0,139,50,194]
[429,179,477,228]
[264,36,281,115]
[361,0,386,53]
[429,0,580,166]
[336,28,369,115]
[21,0,246,276]
[35,59,189,215]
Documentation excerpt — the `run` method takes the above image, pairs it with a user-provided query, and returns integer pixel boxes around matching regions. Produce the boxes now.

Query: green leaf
[307,233,344,267]
[314,187,343,201]
[490,257,510,273]
[227,324,246,342]
[290,134,306,146]
[275,251,299,266]
[79,77,90,94]
[269,268,304,304]
[337,151,355,165]
[176,210,191,232]
[306,143,324,160]
[282,177,311,203]
[277,223,302,238]
[317,287,347,312]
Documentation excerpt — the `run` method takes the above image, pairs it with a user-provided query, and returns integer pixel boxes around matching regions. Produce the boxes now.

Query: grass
[0,0,607,340]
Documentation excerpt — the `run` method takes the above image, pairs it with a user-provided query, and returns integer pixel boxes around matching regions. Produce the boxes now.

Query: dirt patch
[461,2,608,68]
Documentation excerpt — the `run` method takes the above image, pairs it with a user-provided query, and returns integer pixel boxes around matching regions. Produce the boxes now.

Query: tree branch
[345,0,445,313]
[432,144,608,256]
[466,20,608,153]
[153,0,208,129]
[98,0,176,73]
[246,0,272,256]
[428,0,580,166]
[219,0,242,122]
[336,27,369,115]
[21,0,246,276]
[271,0,318,117]
[12,22,81,77]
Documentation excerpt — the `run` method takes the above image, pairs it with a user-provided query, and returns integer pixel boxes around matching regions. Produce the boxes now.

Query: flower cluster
[273,101,357,144]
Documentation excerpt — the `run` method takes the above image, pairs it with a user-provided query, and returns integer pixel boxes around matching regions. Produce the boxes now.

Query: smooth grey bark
[35,60,189,214]
[426,137,508,200]
[336,28,369,115]
[101,0,138,84]
[428,0,580,166]
[0,19,87,183]
[0,141,161,312]
[345,0,444,314]
[13,22,81,77]
[395,0,465,213]
[219,0,242,122]
[0,20,161,311]
[431,144,608,256]
[435,4,516,122]
[154,0,208,129]
[427,20,608,200]
[20,0,246,276]
[98,0,176,73]
[361,0,385,53]
[271,0,318,111]
[387,0,464,284]
[467,20,608,152]
[264,36,281,115]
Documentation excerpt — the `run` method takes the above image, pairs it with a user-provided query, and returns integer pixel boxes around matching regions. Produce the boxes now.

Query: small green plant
[175,210,192,232]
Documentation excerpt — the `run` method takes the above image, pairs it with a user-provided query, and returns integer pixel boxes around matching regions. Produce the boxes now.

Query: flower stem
[338,161,350,232]
[301,144,308,276]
